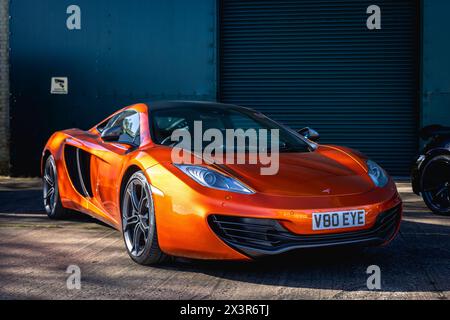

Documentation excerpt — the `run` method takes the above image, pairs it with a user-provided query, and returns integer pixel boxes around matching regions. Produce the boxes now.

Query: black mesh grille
[209,204,401,255]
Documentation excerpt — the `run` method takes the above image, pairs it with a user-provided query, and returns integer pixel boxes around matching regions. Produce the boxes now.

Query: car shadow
[153,218,450,293]
[0,189,112,228]
[1,185,449,294]
[0,190,44,214]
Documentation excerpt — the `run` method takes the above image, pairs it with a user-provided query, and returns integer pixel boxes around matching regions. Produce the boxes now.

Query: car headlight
[367,160,389,188]
[175,165,255,194]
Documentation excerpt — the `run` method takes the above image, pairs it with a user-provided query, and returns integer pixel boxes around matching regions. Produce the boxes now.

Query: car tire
[43,155,67,219]
[122,171,169,265]
[420,155,450,216]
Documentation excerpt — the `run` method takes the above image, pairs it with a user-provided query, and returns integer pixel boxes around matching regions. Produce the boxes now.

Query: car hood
[214,147,374,197]
[148,145,374,197]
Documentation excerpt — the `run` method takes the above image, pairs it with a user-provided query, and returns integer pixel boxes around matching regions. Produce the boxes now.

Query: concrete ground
[0,177,448,300]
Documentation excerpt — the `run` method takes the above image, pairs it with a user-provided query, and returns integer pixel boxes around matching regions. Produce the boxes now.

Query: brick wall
[0,0,10,175]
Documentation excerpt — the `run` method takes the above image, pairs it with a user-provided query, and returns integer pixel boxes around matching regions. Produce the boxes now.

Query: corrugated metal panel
[219,0,419,175]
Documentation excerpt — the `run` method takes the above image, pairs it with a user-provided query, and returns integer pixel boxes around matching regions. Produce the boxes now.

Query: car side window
[97,117,113,133]
[98,113,120,133]
[101,110,141,146]
[118,111,141,145]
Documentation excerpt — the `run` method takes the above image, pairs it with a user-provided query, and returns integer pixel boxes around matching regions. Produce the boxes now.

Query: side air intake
[64,145,93,198]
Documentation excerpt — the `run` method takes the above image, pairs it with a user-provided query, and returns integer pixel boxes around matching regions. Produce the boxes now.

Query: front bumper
[147,165,402,261]
[208,204,402,258]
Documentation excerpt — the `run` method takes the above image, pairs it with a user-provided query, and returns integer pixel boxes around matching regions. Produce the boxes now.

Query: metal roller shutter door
[219,0,419,175]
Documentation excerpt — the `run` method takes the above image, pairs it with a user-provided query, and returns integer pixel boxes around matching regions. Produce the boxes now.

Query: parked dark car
[411,125,450,215]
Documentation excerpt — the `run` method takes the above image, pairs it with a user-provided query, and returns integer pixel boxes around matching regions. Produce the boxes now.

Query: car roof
[146,101,254,112]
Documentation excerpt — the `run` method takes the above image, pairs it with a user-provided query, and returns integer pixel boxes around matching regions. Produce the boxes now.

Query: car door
[89,110,141,223]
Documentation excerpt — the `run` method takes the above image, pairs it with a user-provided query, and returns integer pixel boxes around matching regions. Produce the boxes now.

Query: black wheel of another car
[43,155,67,219]
[122,171,168,265]
[421,155,450,216]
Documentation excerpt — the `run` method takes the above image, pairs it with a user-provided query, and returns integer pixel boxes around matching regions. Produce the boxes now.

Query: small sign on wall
[51,77,69,94]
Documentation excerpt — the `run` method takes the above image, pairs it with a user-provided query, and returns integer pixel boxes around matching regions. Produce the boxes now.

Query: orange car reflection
[42,101,402,265]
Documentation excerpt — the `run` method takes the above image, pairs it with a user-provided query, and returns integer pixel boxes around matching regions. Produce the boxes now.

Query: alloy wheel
[43,158,57,214]
[123,175,154,257]
[423,181,450,212]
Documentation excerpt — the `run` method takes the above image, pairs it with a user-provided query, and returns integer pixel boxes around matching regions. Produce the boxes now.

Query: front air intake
[208,205,402,257]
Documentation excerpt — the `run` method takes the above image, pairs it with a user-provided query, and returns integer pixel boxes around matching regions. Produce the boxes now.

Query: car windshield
[149,106,310,153]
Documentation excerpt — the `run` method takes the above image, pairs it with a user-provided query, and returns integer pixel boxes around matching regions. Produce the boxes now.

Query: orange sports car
[42,101,402,265]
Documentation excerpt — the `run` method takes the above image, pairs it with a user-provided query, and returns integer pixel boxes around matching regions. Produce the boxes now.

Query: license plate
[312,210,366,231]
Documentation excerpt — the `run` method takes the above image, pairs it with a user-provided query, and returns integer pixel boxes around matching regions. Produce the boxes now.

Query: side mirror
[298,127,320,142]
[101,125,122,142]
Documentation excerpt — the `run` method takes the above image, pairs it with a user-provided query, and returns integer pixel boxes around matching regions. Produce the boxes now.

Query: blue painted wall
[8,0,450,176]
[9,0,217,175]
[421,0,450,127]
